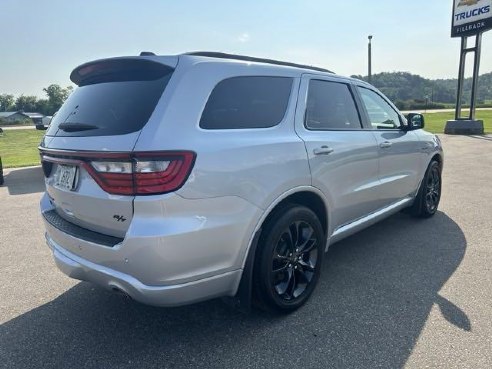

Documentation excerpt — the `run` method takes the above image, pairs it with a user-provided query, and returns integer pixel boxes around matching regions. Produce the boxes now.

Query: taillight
[41,150,196,196]
[133,152,195,195]
[88,160,134,195]
[41,160,53,177]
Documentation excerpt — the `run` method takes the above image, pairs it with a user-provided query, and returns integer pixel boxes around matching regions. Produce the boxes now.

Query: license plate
[54,165,78,191]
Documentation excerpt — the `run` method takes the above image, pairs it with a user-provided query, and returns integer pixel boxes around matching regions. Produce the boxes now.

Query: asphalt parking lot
[1,135,491,369]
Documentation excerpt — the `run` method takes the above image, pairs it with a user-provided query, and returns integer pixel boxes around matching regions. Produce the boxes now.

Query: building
[22,112,44,126]
[0,111,44,125]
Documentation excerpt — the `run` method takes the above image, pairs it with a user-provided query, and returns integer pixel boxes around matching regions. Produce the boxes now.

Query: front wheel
[410,160,442,218]
[253,204,325,312]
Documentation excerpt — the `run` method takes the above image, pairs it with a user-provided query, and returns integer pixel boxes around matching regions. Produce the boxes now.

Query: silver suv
[40,52,443,312]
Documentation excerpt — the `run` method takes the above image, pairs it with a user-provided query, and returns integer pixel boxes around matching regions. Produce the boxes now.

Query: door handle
[379,141,392,149]
[313,146,334,155]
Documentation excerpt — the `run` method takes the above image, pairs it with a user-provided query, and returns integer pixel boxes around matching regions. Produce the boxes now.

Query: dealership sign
[452,0,492,37]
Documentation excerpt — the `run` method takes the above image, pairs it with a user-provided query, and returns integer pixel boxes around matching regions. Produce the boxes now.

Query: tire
[0,157,4,186]
[410,160,441,218]
[253,204,325,313]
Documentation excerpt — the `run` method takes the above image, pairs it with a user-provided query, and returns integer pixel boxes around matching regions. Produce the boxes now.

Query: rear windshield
[46,63,173,137]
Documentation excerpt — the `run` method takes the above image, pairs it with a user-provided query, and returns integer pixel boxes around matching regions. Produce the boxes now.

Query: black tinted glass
[200,76,293,129]
[305,80,362,130]
[47,72,172,137]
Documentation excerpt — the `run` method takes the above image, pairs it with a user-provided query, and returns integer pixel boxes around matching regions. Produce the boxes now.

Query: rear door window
[200,76,293,129]
[46,61,173,137]
[305,80,362,130]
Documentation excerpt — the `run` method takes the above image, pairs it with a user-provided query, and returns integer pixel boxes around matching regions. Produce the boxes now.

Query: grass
[424,110,492,134]
[0,130,45,168]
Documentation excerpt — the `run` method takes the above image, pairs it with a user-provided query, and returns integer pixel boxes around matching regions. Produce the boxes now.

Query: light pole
[368,35,373,84]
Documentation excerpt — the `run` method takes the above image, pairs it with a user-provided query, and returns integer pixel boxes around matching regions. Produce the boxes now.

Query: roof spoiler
[70,58,173,86]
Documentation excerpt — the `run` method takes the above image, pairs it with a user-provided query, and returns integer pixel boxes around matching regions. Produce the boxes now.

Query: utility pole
[368,35,373,84]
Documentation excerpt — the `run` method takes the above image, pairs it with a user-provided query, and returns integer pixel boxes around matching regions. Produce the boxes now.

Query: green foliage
[351,71,492,105]
[395,100,445,111]
[2,84,73,116]
[42,84,73,114]
[0,94,15,111]
[15,95,39,112]
[0,129,45,168]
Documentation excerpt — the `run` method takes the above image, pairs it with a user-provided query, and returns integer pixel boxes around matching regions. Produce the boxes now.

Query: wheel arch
[246,186,330,268]
[431,153,443,170]
[230,186,329,311]
[260,190,328,237]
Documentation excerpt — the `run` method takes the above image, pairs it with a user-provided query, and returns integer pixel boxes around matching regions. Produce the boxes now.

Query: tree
[0,94,15,111]
[351,71,492,105]
[43,84,73,114]
[15,95,38,112]
[0,85,73,116]
[35,99,50,116]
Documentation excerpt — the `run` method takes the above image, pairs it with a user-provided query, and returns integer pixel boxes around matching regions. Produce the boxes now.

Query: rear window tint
[305,80,362,130]
[200,76,293,129]
[46,65,173,137]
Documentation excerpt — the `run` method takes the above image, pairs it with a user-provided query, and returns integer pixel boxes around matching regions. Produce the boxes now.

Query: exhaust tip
[110,285,132,300]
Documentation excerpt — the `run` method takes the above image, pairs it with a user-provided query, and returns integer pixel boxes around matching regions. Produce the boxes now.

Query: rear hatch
[40,57,176,238]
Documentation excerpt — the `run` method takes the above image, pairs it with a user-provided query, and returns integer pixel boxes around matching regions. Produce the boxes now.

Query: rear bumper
[40,190,262,306]
[46,232,243,307]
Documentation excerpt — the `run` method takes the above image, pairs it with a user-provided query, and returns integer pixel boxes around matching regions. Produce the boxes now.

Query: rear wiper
[58,123,99,132]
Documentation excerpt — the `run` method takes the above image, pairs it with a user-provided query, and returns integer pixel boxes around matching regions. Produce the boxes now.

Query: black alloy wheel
[254,204,325,312]
[410,160,441,218]
[271,221,318,301]
[424,163,441,214]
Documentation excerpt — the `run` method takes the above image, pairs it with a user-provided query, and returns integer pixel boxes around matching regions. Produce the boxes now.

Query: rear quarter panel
[134,60,312,210]
[133,61,313,272]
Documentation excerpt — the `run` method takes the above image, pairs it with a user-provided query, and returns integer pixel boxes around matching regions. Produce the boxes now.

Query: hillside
[351,71,492,108]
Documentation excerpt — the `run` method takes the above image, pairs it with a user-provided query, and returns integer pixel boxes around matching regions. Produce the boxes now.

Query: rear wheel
[253,204,325,312]
[410,160,441,218]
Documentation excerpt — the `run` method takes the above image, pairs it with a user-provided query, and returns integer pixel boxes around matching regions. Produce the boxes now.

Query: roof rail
[185,51,333,74]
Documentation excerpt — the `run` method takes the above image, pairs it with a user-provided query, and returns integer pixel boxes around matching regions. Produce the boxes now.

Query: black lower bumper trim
[43,209,124,247]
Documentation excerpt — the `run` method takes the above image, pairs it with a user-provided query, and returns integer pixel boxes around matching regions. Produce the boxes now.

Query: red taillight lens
[41,150,196,196]
[88,170,135,195]
[89,161,134,195]
[133,152,195,195]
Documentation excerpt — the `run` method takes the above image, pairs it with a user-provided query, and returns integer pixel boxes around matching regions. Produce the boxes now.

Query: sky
[1,0,491,98]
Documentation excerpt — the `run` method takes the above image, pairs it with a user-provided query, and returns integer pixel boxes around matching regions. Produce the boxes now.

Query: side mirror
[405,113,425,130]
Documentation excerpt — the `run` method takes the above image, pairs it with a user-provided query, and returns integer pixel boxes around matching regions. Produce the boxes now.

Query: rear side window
[305,80,362,130]
[200,76,293,129]
[46,61,173,137]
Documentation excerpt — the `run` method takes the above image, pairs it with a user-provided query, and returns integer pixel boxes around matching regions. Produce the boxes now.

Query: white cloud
[237,33,250,43]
